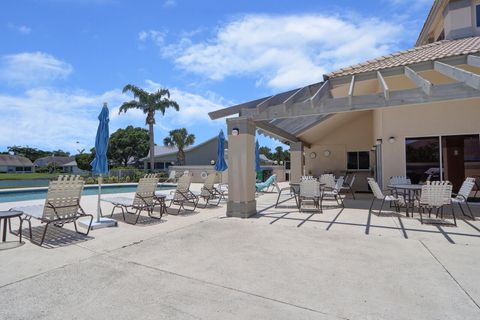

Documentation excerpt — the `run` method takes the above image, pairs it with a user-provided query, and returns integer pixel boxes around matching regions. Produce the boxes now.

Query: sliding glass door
[406,134,480,191]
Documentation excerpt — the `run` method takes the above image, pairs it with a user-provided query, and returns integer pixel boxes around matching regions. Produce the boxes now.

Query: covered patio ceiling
[209,37,480,148]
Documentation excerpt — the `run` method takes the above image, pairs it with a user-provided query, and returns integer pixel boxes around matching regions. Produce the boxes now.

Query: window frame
[347,151,370,171]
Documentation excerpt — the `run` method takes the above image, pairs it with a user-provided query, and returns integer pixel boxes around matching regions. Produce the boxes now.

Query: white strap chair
[367,178,402,216]
[417,181,455,225]
[323,176,345,207]
[341,174,356,199]
[299,179,322,212]
[451,177,475,220]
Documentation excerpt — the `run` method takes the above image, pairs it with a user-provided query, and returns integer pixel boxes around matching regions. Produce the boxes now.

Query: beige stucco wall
[300,110,374,191]
[374,98,480,187]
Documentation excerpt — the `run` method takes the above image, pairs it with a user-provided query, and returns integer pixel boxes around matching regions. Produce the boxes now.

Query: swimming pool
[0,184,175,203]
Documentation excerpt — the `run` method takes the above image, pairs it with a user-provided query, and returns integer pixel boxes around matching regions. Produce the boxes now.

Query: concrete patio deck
[1,182,479,319]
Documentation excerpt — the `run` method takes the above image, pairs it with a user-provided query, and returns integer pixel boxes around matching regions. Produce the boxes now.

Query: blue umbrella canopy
[255,140,261,173]
[90,104,109,175]
[214,130,228,172]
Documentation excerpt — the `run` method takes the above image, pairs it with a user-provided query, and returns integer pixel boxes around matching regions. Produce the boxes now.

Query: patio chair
[161,175,199,214]
[417,181,455,225]
[389,176,411,186]
[103,174,160,225]
[367,177,402,216]
[256,174,280,193]
[11,175,93,246]
[319,174,336,189]
[451,177,476,220]
[195,173,227,208]
[165,170,177,183]
[299,179,322,213]
[341,174,356,199]
[323,176,345,207]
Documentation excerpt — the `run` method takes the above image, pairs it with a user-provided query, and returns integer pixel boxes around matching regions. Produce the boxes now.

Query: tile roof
[326,36,480,79]
[0,154,34,167]
[34,156,75,167]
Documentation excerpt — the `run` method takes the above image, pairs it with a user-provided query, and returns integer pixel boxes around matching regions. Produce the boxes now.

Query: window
[347,151,370,170]
[476,5,480,27]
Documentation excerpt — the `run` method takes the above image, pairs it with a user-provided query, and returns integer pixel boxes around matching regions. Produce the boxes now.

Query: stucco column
[226,117,257,218]
[290,142,304,183]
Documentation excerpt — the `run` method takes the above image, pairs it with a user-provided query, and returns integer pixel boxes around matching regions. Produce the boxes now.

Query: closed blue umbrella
[214,130,228,172]
[255,140,261,173]
[89,103,116,228]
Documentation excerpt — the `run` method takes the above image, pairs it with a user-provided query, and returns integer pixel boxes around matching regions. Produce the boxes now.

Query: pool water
[0,184,174,203]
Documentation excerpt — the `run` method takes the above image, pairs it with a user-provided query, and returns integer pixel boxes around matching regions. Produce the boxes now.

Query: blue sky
[0,0,432,154]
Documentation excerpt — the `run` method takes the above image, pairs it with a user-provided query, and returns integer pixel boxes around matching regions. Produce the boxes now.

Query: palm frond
[118,100,144,114]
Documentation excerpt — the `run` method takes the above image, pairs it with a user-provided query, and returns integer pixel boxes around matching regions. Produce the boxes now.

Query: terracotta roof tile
[326,36,480,78]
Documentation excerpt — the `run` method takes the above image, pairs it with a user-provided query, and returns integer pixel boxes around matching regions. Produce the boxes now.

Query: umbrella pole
[97,174,102,223]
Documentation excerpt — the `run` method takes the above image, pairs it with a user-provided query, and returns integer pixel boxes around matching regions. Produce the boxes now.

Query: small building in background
[34,156,75,170]
[62,160,88,175]
[0,155,35,173]
[142,137,228,171]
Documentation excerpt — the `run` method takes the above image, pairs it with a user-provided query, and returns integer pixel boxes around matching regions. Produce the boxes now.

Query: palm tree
[119,84,179,171]
[163,128,195,165]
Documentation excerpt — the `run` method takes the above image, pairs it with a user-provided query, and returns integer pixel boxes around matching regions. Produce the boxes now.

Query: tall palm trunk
[149,122,155,171]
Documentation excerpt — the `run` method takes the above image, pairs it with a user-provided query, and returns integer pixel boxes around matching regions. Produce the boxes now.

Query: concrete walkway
[1,183,480,319]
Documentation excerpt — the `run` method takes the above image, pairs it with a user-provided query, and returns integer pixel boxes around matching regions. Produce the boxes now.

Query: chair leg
[465,202,475,220]
[275,190,282,208]
[350,187,356,200]
[451,204,457,226]
[369,198,376,214]
[74,215,94,235]
[39,222,51,246]
[378,199,385,216]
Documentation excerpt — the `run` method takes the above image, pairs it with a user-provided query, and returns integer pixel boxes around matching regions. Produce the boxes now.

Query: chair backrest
[320,174,335,189]
[43,175,85,221]
[301,176,315,181]
[300,179,321,198]
[390,176,411,186]
[367,178,384,200]
[349,174,356,187]
[133,174,159,207]
[200,173,217,196]
[168,170,176,179]
[174,174,192,200]
[183,170,190,176]
[334,176,344,191]
[420,181,452,207]
[456,177,475,200]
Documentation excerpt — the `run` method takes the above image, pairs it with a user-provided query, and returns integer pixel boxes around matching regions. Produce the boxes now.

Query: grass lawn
[0,173,58,180]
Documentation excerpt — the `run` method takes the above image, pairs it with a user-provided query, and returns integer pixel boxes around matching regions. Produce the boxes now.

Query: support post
[226,117,257,218]
[290,142,304,183]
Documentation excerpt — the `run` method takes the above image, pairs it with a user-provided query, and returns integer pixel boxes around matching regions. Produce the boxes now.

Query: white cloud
[8,24,31,34]
[0,52,73,86]
[138,30,166,46]
[163,0,176,7]
[162,13,405,90]
[0,81,226,152]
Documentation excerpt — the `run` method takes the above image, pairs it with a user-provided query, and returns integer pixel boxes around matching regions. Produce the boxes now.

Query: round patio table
[387,184,423,217]
[0,210,24,250]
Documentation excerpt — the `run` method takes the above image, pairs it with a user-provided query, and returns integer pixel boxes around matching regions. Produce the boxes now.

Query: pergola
[209,37,480,218]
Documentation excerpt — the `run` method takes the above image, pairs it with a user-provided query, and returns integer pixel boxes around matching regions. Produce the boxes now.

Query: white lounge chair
[389,176,411,186]
[12,175,93,246]
[195,173,227,208]
[165,170,177,183]
[103,174,160,225]
[160,175,199,214]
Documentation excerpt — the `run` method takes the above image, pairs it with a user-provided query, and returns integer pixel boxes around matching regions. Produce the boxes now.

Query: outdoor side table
[387,184,423,217]
[154,194,167,215]
[0,210,24,250]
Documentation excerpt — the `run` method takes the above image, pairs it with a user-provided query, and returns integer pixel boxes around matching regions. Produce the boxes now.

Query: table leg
[2,218,6,242]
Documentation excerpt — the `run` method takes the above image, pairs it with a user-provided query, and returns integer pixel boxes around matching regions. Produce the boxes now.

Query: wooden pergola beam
[404,66,432,96]
[434,61,480,90]
[348,76,355,106]
[255,121,311,148]
[467,55,480,68]
[377,71,390,100]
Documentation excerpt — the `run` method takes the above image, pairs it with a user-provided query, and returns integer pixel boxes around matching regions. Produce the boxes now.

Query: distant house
[0,155,35,173]
[62,160,87,175]
[34,156,75,169]
[141,137,228,171]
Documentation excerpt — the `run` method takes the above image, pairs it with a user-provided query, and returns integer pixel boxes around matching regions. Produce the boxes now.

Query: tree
[75,149,95,171]
[163,128,195,165]
[119,84,179,172]
[259,146,272,158]
[108,126,149,166]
